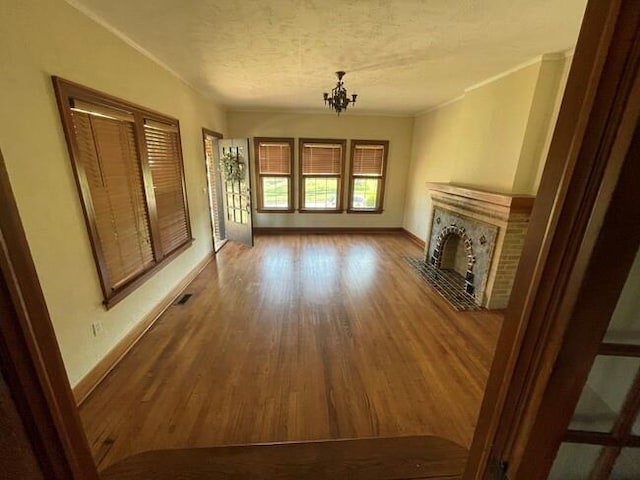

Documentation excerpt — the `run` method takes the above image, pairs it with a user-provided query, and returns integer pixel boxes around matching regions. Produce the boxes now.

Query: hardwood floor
[79,234,502,470]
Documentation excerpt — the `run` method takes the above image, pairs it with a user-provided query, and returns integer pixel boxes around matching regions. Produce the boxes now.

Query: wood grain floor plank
[79,234,502,470]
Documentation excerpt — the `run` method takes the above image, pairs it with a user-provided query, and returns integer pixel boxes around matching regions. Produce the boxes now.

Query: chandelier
[323,71,358,115]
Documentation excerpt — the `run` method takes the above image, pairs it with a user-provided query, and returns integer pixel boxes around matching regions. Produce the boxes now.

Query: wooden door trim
[514,114,640,479]
[0,149,99,478]
[463,0,640,478]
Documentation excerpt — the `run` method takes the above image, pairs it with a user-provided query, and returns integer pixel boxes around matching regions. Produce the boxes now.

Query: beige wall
[227,111,414,228]
[0,0,226,386]
[402,55,570,241]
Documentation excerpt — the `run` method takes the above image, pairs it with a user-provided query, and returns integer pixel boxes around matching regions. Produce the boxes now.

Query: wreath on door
[220,152,245,182]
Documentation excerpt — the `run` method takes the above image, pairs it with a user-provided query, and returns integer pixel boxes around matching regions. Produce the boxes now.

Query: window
[53,77,192,308]
[348,140,389,213]
[299,138,346,212]
[254,137,294,212]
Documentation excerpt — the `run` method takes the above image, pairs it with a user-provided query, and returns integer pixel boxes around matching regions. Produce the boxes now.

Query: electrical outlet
[91,321,103,337]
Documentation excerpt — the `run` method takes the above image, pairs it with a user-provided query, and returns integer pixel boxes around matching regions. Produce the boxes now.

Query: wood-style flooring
[79,234,502,470]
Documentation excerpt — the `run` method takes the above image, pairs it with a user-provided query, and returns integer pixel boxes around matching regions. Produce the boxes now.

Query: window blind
[144,119,190,256]
[352,145,384,176]
[71,111,155,291]
[302,144,342,175]
[258,143,291,174]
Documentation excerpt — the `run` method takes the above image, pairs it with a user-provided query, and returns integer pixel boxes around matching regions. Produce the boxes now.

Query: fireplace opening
[430,226,476,298]
[441,234,468,277]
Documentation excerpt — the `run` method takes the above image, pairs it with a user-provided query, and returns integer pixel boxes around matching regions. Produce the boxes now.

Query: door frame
[463,0,640,478]
[202,128,227,252]
[0,148,99,479]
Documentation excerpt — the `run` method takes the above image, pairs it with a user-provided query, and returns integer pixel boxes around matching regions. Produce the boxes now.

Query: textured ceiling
[66,0,587,115]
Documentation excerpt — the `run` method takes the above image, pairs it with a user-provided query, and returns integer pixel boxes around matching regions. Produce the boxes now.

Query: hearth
[422,183,534,309]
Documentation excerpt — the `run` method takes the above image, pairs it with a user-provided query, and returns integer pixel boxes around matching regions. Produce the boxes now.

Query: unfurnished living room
[3,1,640,479]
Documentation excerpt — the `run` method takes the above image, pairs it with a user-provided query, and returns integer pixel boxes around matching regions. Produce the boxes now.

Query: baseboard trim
[73,253,214,406]
[402,228,426,249]
[254,227,404,235]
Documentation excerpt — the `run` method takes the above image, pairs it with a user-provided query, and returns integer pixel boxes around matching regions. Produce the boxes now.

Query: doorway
[202,129,227,252]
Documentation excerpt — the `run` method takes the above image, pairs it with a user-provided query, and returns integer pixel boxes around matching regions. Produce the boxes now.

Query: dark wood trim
[347,139,389,214]
[599,343,640,357]
[254,227,404,236]
[565,432,640,448]
[0,148,99,478]
[591,447,621,479]
[52,77,180,123]
[52,78,113,302]
[253,137,295,213]
[464,1,640,478]
[402,228,426,249]
[612,367,640,442]
[508,37,640,480]
[104,239,193,309]
[564,431,622,446]
[52,76,193,309]
[202,128,223,139]
[298,138,346,212]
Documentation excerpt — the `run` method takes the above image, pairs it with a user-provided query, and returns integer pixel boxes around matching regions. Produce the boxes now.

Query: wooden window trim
[298,138,346,213]
[52,77,193,309]
[347,139,389,214]
[253,137,295,213]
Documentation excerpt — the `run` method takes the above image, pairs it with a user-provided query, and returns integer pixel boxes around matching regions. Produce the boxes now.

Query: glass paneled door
[203,129,226,252]
[218,138,253,247]
[548,247,640,480]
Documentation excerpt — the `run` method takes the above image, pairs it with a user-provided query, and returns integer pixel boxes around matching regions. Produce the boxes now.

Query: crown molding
[227,107,415,118]
[415,95,465,117]
[464,51,569,93]
[415,49,574,118]
[63,0,223,105]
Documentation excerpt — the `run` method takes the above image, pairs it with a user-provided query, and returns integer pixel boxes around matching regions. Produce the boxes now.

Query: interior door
[203,130,227,251]
[218,138,253,247]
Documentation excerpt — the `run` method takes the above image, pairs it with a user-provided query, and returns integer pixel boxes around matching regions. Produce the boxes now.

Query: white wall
[227,111,414,228]
[0,0,226,386]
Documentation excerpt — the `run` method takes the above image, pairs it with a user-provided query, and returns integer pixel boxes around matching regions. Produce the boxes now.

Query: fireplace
[423,183,534,309]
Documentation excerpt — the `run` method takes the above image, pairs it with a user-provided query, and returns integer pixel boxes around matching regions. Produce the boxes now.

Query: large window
[254,137,294,212]
[53,77,192,308]
[348,140,389,213]
[299,138,346,212]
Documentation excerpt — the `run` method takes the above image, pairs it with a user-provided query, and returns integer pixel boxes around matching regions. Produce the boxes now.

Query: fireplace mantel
[425,183,535,309]
[425,182,535,210]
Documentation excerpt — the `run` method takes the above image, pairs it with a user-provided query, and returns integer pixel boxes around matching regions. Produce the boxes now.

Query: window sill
[256,208,295,213]
[347,209,384,214]
[103,238,194,309]
[298,209,345,214]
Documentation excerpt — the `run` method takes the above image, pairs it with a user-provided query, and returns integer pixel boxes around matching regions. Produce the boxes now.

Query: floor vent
[175,293,192,305]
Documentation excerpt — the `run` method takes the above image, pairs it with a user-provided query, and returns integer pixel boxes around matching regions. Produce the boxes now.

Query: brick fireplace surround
[425,183,535,309]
